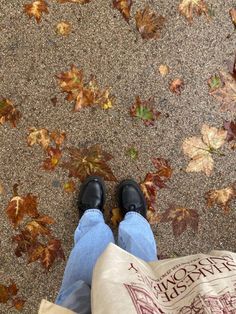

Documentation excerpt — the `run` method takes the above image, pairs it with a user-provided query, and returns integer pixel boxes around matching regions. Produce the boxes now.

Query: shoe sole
[117,179,147,214]
[78,175,106,210]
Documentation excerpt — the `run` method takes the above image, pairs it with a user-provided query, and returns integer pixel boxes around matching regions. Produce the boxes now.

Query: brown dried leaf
[111,208,123,227]
[179,0,209,23]
[0,284,9,303]
[0,182,4,195]
[40,239,65,270]
[25,215,55,237]
[0,98,21,128]
[61,145,116,181]
[230,8,236,28]
[63,181,76,193]
[113,0,132,22]
[12,298,26,311]
[130,96,161,126]
[161,205,199,237]
[205,183,236,213]
[56,21,72,36]
[6,192,38,228]
[135,7,165,40]
[169,78,184,94]
[147,210,161,225]
[209,71,236,112]
[42,147,62,171]
[24,0,49,23]
[224,120,236,142]
[182,124,227,176]
[50,131,66,147]
[27,128,50,150]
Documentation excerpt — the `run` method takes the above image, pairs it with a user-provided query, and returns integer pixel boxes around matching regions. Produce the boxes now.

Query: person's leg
[118,211,157,261]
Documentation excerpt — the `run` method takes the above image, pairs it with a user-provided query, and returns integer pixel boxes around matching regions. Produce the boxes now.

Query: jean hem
[124,211,148,224]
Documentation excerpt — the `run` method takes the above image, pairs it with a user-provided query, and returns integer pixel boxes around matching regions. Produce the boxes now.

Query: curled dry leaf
[113,0,132,22]
[0,98,21,128]
[229,8,236,28]
[50,131,66,147]
[182,124,227,176]
[147,210,161,225]
[63,181,76,193]
[209,71,236,113]
[161,205,199,237]
[111,208,123,227]
[0,281,25,311]
[224,120,236,149]
[56,21,72,36]
[42,147,62,171]
[27,128,50,150]
[6,188,38,228]
[135,7,165,40]
[57,65,114,111]
[25,215,55,237]
[61,145,117,182]
[24,0,49,23]
[179,0,209,23]
[140,158,172,212]
[169,78,184,95]
[130,96,161,126]
[159,64,169,77]
[205,183,236,213]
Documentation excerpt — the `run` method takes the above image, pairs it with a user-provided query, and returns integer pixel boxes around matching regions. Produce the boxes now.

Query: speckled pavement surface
[0,0,236,312]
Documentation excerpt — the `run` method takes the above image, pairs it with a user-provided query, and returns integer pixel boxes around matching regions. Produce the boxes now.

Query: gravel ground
[0,0,236,313]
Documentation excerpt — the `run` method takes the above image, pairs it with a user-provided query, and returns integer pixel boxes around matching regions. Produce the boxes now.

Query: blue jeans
[55,209,157,313]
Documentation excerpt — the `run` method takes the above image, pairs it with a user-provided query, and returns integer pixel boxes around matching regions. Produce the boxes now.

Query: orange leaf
[111,208,123,227]
[63,181,76,193]
[113,0,132,22]
[40,239,65,270]
[50,131,66,147]
[169,78,184,95]
[0,98,21,128]
[56,21,72,36]
[27,127,51,150]
[179,0,209,23]
[24,0,49,23]
[42,147,62,171]
[12,298,26,311]
[230,8,236,28]
[57,0,90,3]
[25,215,55,237]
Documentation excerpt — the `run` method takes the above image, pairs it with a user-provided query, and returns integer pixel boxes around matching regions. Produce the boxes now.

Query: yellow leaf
[27,128,50,150]
[24,0,49,23]
[159,64,169,77]
[179,0,209,23]
[56,21,72,36]
[111,208,123,227]
[206,184,236,213]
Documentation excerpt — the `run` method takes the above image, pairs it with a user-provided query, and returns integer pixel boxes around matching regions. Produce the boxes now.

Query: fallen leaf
[39,239,65,270]
[0,281,24,310]
[127,147,138,160]
[209,71,236,112]
[140,158,172,212]
[51,97,58,106]
[24,0,49,23]
[42,147,62,171]
[25,215,55,237]
[0,284,9,303]
[208,74,222,92]
[0,182,4,195]
[147,210,161,225]
[230,8,236,28]
[169,78,184,94]
[56,21,72,36]
[57,0,90,3]
[50,131,66,147]
[223,120,236,149]
[0,98,21,128]
[161,205,199,237]
[113,0,132,22]
[205,183,236,213]
[135,6,165,39]
[57,65,114,111]
[27,128,50,150]
[182,124,227,176]
[111,208,123,227]
[6,189,38,228]
[159,64,169,77]
[12,298,26,311]
[130,96,161,126]
[61,145,116,181]
[63,181,76,193]
[179,0,209,23]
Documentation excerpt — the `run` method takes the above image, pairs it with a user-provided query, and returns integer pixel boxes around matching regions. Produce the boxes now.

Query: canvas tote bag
[92,243,236,314]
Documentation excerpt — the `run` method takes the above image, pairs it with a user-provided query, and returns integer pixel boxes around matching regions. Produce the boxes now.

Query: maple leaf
[179,0,209,23]
[0,98,21,128]
[205,183,236,213]
[230,8,236,28]
[111,208,123,227]
[209,71,236,112]
[113,0,132,22]
[57,0,90,3]
[56,21,72,36]
[27,128,50,150]
[39,239,65,270]
[182,124,227,176]
[61,145,116,181]
[169,78,184,94]
[0,281,24,310]
[50,131,66,147]
[42,147,62,171]
[130,96,161,126]
[147,210,161,225]
[161,205,199,237]
[25,215,55,237]
[140,158,172,212]
[63,181,76,193]
[24,0,49,23]
[223,120,236,149]
[6,186,38,228]
[135,7,165,40]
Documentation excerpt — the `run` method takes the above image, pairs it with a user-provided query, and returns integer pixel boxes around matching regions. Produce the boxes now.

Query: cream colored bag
[92,243,236,313]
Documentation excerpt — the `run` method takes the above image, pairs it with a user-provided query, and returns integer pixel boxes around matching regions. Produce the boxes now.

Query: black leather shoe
[78,176,105,218]
[117,179,147,218]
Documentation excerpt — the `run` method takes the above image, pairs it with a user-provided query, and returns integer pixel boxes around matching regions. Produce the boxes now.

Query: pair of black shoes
[78,176,147,219]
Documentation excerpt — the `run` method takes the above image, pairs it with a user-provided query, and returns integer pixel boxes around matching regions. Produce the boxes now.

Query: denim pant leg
[56,209,115,300]
[118,212,158,262]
